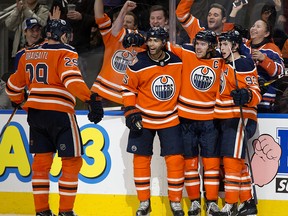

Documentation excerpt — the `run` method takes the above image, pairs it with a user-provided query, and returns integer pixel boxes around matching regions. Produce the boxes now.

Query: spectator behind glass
[13,17,44,72]
[176,0,234,43]
[0,73,13,109]
[245,19,284,113]
[260,3,288,51]
[249,0,284,30]
[149,4,169,29]
[50,0,96,87]
[51,0,96,54]
[5,0,49,57]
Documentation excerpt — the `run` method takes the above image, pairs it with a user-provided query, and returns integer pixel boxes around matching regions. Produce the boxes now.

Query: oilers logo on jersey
[152,75,175,101]
[191,66,216,92]
[112,50,136,74]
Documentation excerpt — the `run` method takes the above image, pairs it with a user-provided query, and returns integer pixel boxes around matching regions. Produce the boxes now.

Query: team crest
[151,75,175,101]
[131,145,137,152]
[60,144,66,151]
[111,50,135,74]
[191,66,216,92]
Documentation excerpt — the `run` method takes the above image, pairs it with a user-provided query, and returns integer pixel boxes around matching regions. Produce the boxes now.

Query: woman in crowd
[245,19,284,113]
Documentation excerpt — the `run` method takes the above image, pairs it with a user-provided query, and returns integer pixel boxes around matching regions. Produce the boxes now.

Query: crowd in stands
[1,0,288,112]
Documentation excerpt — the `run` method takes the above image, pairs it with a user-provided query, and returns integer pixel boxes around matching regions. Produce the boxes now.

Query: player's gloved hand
[122,32,145,48]
[230,88,252,106]
[124,106,142,131]
[11,101,21,108]
[258,76,269,95]
[11,89,28,108]
[87,93,104,124]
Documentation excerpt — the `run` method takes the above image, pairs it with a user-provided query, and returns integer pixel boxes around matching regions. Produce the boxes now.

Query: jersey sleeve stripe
[183,16,195,28]
[98,20,111,29]
[7,79,25,92]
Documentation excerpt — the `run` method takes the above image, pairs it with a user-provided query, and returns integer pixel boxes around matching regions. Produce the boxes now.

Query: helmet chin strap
[225,44,237,64]
[228,44,239,89]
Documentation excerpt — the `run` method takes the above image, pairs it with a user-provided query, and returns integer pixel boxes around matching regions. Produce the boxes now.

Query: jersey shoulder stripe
[129,51,182,71]
[40,43,77,52]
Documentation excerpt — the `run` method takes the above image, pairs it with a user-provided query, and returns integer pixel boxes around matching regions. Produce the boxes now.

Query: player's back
[17,43,89,113]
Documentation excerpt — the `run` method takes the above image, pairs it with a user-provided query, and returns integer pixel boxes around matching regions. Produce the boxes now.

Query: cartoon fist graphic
[251,134,281,187]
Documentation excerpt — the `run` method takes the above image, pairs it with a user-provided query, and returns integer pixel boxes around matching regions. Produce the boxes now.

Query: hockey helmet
[219,30,242,45]
[194,30,218,47]
[146,27,169,42]
[46,19,72,42]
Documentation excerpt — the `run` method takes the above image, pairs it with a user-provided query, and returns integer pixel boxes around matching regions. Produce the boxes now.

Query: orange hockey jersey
[6,43,91,114]
[91,13,145,104]
[214,56,262,121]
[176,0,234,41]
[122,51,182,129]
[168,43,224,120]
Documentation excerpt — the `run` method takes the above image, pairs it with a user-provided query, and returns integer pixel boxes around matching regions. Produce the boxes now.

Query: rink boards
[0,110,288,215]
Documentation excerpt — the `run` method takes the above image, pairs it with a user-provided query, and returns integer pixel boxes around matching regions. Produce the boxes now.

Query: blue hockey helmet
[219,30,242,45]
[146,27,169,42]
[46,19,72,43]
[194,30,218,47]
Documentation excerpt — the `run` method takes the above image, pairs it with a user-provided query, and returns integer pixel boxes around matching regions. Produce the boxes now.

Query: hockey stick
[263,70,288,87]
[229,46,258,204]
[0,106,18,141]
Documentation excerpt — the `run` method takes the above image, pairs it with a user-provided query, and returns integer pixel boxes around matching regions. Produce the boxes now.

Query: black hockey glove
[11,101,21,108]
[258,76,269,95]
[122,32,145,48]
[230,88,252,106]
[11,89,28,108]
[87,93,104,124]
[124,106,142,131]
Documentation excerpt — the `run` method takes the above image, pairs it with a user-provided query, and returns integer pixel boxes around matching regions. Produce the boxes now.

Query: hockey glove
[258,76,269,95]
[124,106,142,131]
[11,101,21,108]
[11,89,28,108]
[122,32,145,48]
[87,93,104,124]
[230,88,252,106]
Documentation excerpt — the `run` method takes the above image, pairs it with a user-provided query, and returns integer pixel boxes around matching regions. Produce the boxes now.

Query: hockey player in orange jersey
[6,19,103,216]
[216,30,261,216]
[91,0,145,106]
[168,30,225,216]
[122,27,185,216]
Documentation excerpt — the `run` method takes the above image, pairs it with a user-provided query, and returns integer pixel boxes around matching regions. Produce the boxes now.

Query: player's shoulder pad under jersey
[128,51,151,71]
[130,50,182,71]
[41,43,77,52]
[235,56,256,72]
[182,43,195,52]
[166,50,182,63]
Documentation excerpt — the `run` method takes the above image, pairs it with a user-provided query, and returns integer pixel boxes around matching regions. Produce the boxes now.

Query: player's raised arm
[111,1,137,36]
[176,0,203,41]
[94,0,104,19]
